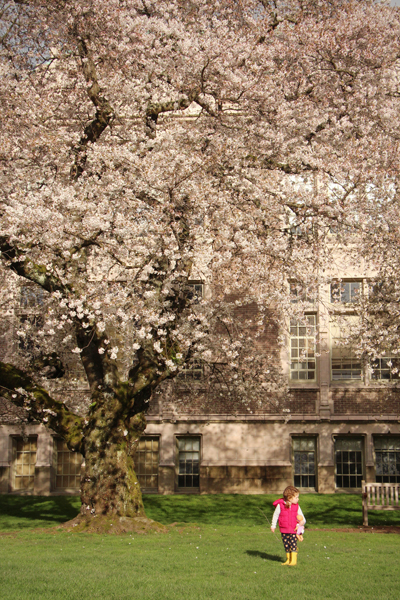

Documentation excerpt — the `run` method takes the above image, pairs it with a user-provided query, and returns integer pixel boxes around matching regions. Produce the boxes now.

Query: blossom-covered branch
[0,360,84,453]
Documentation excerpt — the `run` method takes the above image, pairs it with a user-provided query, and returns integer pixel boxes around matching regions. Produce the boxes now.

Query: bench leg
[362,503,368,527]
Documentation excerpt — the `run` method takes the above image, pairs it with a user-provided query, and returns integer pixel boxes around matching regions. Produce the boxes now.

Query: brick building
[1,269,400,496]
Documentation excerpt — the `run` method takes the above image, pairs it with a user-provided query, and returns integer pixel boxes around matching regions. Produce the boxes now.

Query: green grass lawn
[143,492,400,528]
[2,492,399,531]
[0,494,399,600]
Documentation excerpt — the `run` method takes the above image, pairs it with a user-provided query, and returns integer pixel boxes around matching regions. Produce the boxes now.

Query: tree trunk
[80,441,145,518]
[79,410,147,521]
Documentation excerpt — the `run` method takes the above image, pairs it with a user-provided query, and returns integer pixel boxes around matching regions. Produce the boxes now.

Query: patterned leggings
[281,533,297,553]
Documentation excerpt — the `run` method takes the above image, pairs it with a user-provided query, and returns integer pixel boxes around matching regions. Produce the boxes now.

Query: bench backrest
[362,481,400,510]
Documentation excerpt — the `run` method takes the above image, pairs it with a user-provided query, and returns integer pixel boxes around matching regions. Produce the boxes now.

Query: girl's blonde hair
[283,485,299,508]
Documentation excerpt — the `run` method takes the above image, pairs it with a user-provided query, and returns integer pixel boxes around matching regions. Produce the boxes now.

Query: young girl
[270,485,306,566]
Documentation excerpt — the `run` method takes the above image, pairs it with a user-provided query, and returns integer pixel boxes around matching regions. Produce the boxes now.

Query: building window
[20,285,45,309]
[54,439,82,490]
[12,437,37,491]
[17,315,43,352]
[374,437,400,484]
[331,280,361,304]
[18,285,45,354]
[335,437,363,489]
[186,282,204,303]
[293,437,316,489]
[136,437,159,490]
[330,316,362,380]
[177,436,200,489]
[290,315,316,381]
[289,282,316,304]
[371,358,400,381]
[177,359,204,381]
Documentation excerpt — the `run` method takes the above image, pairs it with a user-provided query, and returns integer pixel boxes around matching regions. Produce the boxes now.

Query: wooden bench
[362,480,400,526]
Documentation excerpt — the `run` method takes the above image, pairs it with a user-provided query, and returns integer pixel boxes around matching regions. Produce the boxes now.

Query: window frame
[20,285,45,309]
[186,281,204,304]
[330,280,362,304]
[17,314,44,353]
[334,436,364,490]
[373,436,400,484]
[289,281,317,305]
[289,314,317,383]
[292,436,318,491]
[177,359,204,382]
[136,436,160,492]
[370,357,400,382]
[176,435,201,492]
[12,436,37,492]
[53,438,82,491]
[330,314,362,382]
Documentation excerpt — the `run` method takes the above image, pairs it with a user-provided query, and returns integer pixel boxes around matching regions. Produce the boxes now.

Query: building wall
[1,408,398,496]
[142,403,400,495]
[1,276,400,496]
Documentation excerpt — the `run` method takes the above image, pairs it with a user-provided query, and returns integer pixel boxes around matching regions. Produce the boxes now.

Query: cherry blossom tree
[0,0,399,527]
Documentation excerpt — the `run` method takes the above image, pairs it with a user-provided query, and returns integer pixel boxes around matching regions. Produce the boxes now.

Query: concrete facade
[1,384,399,496]
[140,398,400,495]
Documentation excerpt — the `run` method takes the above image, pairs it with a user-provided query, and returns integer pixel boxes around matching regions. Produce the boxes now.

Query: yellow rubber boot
[289,552,298,566]
[281,553,291,565]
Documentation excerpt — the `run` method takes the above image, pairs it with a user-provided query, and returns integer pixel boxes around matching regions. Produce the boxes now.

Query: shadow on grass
[144,494,274,526]
[144,493,400,529]
[0,495,80,530]
[246,550,282,563]
[2,492,400,532]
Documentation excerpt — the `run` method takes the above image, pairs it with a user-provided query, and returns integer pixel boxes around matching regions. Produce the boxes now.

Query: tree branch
[70,29,115,179]
[0,236,65,293]
[145,96,193,138]
[0,361,85,453]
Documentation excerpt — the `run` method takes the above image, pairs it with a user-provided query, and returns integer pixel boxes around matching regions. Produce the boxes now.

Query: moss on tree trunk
[80,408,147,518]
[80,439,145,518]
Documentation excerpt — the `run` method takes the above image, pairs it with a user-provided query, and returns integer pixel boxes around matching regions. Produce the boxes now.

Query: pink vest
[273,498,299,533]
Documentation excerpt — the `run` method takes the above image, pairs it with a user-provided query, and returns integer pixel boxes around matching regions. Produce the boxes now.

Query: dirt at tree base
[58,513,168,534]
